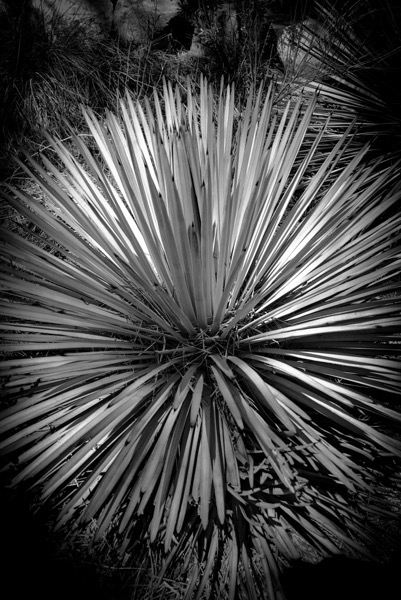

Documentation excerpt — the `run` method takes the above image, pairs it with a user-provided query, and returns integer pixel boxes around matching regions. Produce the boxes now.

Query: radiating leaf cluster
[1,75,401,599]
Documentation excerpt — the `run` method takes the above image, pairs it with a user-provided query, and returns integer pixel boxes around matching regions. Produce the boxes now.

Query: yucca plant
[1,76,401,599]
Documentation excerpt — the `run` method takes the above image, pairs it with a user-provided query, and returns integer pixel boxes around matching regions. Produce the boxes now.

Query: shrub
[1,77,401,599]
[275,0,401,156]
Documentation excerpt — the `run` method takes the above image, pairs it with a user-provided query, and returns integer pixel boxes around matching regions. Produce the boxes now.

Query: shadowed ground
[281,553,401,600]
[0,490,114,600]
